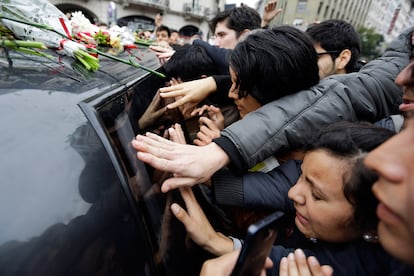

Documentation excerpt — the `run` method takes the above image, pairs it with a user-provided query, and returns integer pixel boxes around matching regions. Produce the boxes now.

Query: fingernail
[308,256,319,266]
[161,185,169,193]
[280,257,287,265]
[170,203,180,214]
[295,248,305,259]
[288,252,294,260]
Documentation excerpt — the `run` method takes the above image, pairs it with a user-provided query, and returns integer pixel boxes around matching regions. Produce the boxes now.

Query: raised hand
[170,187,233,256]
[262,1,282,28]
[159,77,217,110]
[200,250,273,276]
[132,131,229,192]
[279,249,333,276]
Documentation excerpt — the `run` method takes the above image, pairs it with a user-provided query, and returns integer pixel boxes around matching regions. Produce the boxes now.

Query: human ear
[335,49,352,72]
[238,29,251,41]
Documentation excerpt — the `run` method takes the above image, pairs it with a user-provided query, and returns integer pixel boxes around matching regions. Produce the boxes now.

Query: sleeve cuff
[212,168,244,206]
[213,137,247,174]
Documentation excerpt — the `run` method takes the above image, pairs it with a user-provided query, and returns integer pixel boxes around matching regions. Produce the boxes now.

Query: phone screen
[231,211,286,276]
[182,116,200,144]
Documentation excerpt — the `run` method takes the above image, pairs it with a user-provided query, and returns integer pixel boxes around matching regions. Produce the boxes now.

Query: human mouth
[399,97,414,112]
[295,211,309,225]
[376,202,403,225]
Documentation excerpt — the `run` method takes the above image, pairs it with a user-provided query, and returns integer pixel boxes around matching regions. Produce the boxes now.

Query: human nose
[228,86,238,100]
[395,61,414,87]
[288,179,306,205]
[364,133,407,184]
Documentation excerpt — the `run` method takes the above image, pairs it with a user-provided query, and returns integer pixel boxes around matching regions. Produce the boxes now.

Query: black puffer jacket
[215,28,412,172]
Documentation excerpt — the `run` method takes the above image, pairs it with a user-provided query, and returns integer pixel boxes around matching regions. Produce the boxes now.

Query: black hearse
[0,45,181,275]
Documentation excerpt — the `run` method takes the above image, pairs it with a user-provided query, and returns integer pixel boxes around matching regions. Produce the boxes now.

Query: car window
[80,72,168,274]
[80,71,234,275]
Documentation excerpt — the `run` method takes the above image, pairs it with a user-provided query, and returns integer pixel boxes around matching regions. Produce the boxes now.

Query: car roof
[0,46,160,95]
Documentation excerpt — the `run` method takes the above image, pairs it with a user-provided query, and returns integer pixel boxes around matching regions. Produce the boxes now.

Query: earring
[309,237,318,243]
[363,233,379,243]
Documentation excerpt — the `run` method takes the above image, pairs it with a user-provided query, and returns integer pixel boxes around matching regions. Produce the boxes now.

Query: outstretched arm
[219,28,413,170]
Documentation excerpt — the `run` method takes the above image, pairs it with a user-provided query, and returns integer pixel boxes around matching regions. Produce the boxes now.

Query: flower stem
[0,14,165,78]
[0,15,69,39]
[91,48,166,78]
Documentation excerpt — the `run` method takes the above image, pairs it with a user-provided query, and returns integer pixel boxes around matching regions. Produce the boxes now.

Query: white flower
[70,11,99,35]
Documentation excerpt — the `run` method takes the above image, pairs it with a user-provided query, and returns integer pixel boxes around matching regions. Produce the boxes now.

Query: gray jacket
[219,28,411,170]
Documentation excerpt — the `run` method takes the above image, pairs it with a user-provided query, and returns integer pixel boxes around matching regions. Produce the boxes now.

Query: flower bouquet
[0,0,100,70]
[0,0,165,76]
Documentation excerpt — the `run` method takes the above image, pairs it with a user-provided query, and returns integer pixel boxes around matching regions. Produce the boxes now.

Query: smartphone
[231,211,286,276]
[181,111,208,144]
[182,116,200,143]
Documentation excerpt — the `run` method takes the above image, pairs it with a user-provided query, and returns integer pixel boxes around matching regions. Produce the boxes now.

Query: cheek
[308,203,355,241]
[317,58,334,78]
[378,222,414,265]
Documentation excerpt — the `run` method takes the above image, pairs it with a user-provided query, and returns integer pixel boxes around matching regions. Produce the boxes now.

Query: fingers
[149,45,173,53]
[133,132,173,153]
[266,0,276,10]
[193,138,209,146]
[159,86,185,98]
[200,250,240,276]
[279,249,333,276]
[195,128,214,145]
[161,176,198,193]
[191,105,210,116]
[178,186,199,212]
[208,105,221,113]
[260,257,274,275]
[279,257,289,276]
[307,256,333,276]
[169,124,186,144]
[199,117,220,131]
[167,96,190,109]
[170,202,190,224]
[132,134,178,172]
[292,249,311,276]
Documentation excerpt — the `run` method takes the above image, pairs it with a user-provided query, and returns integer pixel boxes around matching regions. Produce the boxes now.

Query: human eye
[311,192,322,201]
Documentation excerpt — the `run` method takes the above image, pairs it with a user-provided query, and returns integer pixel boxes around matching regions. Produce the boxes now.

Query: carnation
[70,11,99,36]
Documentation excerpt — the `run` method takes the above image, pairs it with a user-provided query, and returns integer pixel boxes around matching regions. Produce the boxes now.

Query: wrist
[205,232,234,256]
[208,142,230,169]
[205,76,218,94]
[261,20,270,28]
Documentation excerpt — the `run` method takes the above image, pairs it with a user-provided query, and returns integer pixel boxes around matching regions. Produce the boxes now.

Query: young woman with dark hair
[169,121,398,275]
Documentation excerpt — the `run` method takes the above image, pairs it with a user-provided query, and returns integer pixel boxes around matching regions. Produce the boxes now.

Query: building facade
[257,0,414,44]
[49,0,225,40]
[257,0,373,30]
[365,0,414,43]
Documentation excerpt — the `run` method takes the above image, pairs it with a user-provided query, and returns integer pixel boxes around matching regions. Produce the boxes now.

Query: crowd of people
[132,1,414,275]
